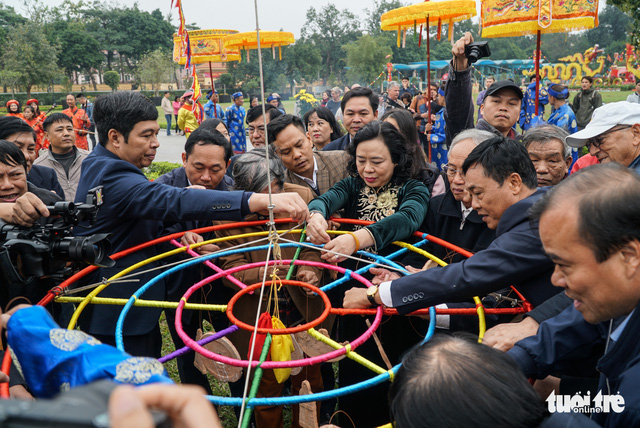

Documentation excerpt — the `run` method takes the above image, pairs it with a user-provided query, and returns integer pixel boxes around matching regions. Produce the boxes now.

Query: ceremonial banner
[481,0,599,37]
[173,29,241,64]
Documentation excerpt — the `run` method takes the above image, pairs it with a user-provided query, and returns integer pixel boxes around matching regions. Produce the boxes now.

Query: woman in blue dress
[226,92,246,154]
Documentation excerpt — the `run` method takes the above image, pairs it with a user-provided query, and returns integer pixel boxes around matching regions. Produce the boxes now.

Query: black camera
[0,186,115,288]
[465,41,491,64]
[0,380,169,427]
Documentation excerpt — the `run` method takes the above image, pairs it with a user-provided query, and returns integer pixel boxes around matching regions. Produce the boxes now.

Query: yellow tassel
[279,46,282,60]
[397,28,401,47]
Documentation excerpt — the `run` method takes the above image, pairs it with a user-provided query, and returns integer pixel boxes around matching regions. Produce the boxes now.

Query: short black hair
[67,93,76,99]
[347,121,412,186]
[530,163,640,263]
[199,118,228,134]
[302,107,344,141]
[76,93,85,98]
[462,136,538,189]
[43,113,73,132]
[246,104,282,125]
[341,87,378,114]
[0,140,28,173]
[389,333,546,428]
[164,91,171,95]
[184,127,233,163]
[93,91,158,146]
[267,114,306,145]
[0,116,36,141]
[582,76,593,84]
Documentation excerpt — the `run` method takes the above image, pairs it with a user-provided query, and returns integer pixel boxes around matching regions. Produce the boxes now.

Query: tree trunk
[89,69,98,91]
[26,85,32,99]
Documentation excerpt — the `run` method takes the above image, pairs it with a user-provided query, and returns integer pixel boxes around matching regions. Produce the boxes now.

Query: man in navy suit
[73,91,309,358]
[322,88,379,151]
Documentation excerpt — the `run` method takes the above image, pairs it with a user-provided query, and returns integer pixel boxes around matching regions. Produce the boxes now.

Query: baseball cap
[483,80,523,101]
[182,90,194,98]
[566,102,640,148]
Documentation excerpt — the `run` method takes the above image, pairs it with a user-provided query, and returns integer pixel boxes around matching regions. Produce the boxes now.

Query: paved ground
[155,131,254,164]
[156,132,187,164]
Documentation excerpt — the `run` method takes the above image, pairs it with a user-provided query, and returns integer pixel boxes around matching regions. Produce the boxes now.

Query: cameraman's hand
[1,193,49,226]
[452,31,474,71]
[109,384,222,428]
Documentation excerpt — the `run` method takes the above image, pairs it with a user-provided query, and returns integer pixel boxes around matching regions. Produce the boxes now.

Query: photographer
[445,32,523,145]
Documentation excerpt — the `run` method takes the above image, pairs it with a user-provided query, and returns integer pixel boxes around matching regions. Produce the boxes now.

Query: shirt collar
[611,309,635,342]
[292,156,318,188]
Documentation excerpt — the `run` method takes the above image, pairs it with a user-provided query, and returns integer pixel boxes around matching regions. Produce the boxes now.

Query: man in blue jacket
[73,91,309,358]
[344,136,560,314]
[508,163,640,427]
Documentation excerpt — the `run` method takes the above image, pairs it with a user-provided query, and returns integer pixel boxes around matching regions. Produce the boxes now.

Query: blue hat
[437,88,445,97]
[267,95,279,102]
[547,84,569,100]
[232,92,243,100]
[206,90,213,99]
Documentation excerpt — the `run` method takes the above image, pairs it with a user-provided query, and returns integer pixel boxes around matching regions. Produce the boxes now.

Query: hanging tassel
[413,21,417,40]
[402,29,406,48]
[279,46,282,60]
[418,24,423,47]
[272,45,276,60]
[437,18,442,41]
[397,28,401,47]
[247,48,250,63]
[448,18,454,42]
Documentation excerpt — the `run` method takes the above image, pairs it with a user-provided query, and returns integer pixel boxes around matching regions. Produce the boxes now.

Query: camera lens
[50,234,115,267]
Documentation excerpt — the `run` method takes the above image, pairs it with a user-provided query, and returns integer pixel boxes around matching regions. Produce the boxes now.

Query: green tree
[138,48,175,95]
[104,70,120,91]
[344,35,393,84]
[49,21,104,90]
[218,73,235,94]
[2,22,60,97]
[610,0,640,47]
[300,4,362,81]
[281,41,322,95]
[0,5,27,92]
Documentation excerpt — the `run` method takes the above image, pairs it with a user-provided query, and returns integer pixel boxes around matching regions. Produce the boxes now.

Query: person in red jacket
[62,93,90,150]
[6,100,23,119]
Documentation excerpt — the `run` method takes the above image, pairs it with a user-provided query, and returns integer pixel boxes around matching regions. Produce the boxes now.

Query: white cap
[565,101,640,148]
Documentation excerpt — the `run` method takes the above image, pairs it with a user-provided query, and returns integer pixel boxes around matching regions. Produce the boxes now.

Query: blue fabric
[7,306,173,399]
[164,114,172,135]
[629,154,640,173]
[72,144,251,336]
[509,299,640,427]
[28,164,65,199]
[322,134,350,151]
[204,100,225,120]
[547,85,569,99]
[429,108,447,170]
[519,81,549,131]
[232,92,243,99]
[547,103,579,170]
[226,104,246,153]
[389,188,560,313]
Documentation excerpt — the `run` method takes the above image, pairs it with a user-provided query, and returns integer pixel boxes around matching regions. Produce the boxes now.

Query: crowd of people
[0,30,640,428]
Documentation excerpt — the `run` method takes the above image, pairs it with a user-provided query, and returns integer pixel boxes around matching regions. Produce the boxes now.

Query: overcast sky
[4,0,390,38]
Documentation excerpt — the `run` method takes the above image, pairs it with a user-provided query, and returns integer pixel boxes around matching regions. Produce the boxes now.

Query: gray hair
[449,129,495,152]
[388,81,400,89]
[331,86,343,95]
[231,148,286,193]
[523,125,571,159]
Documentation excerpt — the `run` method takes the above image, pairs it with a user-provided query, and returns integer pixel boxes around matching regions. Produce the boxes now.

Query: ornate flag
[481,0,599,37]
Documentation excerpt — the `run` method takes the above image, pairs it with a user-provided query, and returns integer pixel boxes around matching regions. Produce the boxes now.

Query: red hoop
[226,280,332,334]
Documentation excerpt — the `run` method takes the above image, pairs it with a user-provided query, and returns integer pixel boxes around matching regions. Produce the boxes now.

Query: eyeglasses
[248,126,265,134]
[587,125,632,149]
[442,164,463,178]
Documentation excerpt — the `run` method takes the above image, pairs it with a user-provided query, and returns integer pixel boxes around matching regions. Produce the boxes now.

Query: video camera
[0,186,115,288]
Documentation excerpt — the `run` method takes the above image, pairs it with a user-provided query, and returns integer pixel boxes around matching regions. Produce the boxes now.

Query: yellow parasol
[480,0,599,113]
[381,0,476,162]
[381,0,476,45]
[223,31,295,61]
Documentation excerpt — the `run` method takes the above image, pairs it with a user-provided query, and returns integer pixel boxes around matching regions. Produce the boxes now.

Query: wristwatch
[366,286,379,306]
